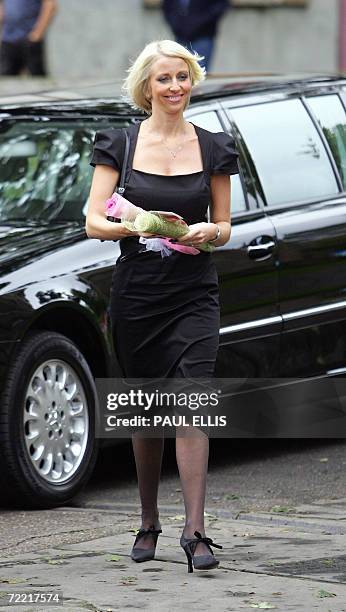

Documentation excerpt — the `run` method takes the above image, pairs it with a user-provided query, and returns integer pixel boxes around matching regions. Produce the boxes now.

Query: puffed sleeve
[211,132,239,175]
[90,128,125,170]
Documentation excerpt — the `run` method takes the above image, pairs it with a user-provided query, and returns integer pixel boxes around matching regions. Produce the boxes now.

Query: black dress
[90,121,239,379]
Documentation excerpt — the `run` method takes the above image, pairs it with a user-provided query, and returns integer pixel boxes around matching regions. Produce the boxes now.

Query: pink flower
[105,193,200,255]
[106,192,143,221]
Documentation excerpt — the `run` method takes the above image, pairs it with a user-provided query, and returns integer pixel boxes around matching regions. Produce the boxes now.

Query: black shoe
[130,525,162,563]
[180,530,222,573]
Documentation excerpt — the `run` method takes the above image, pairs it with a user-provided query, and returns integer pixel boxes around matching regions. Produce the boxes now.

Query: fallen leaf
[316,589,336,598]
[267,560,277,566]
[166,514,186,521]
[0,577,25,584]
[250,603,276,609]
[319,457,329,462]
[270,505,295,514]
[107,555,121,562]
[227,590,255,597]
[120,576,138,586]
[322,559,334,566]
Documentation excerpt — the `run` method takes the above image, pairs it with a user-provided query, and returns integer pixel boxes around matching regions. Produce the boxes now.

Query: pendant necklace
[161,128,188,159]
[162,141,184,159]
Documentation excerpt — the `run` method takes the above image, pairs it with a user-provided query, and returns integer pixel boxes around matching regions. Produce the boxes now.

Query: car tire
[0,331,99,508]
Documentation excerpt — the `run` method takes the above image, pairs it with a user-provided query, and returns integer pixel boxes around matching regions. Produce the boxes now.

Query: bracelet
[209,224,221,243]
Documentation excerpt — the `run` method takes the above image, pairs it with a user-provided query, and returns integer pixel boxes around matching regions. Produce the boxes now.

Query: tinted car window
[0,121,126,222]
[307,95,346,189]
[189,110,246,213]
[228,99,339,207]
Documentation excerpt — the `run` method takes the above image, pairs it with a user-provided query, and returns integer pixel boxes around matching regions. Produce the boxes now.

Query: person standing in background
[0,0,57,76]
[162,0,229,72]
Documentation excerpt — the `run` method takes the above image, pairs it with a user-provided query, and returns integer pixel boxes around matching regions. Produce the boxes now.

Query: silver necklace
[161,139,184,159]
[145,122,188,159]
[161,133,187,159]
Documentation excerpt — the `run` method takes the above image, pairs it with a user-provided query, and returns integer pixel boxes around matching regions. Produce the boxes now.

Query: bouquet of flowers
[106,192,215,257]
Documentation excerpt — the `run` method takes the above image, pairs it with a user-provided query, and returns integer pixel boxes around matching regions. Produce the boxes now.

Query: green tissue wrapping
[133,212,215,253]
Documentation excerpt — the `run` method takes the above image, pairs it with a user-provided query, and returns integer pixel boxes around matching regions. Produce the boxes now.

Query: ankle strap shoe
[180,530,222,573]
[131,525,162,563]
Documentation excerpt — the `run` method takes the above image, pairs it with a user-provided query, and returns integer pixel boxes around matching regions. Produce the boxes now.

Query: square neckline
[131,121,205,178]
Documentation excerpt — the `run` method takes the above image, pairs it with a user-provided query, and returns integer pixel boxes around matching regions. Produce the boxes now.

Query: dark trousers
[0,39,47,76]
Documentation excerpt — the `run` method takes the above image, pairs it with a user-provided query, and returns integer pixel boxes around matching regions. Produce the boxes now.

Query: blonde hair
[122,40,206,114]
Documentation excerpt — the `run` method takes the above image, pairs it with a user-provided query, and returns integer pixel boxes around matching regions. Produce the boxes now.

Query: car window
[306,94,346,189]
[0,121,128,222]
[188,110,246,213]
[228,99,339,207]
[190,111,225,133]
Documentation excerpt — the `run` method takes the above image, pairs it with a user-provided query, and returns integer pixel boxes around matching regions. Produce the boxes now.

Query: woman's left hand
[174,223,217,247]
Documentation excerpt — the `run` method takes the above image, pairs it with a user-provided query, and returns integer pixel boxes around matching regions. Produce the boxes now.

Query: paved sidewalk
[1,498,346,611]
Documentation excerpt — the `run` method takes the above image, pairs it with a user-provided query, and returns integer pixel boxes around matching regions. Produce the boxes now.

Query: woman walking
[86,40,238,573]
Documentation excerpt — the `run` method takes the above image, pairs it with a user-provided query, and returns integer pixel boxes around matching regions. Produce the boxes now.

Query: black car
[1,74,346,508]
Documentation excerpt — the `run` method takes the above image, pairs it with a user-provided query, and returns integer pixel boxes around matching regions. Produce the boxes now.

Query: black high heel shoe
[180,530,222,573]
[130,525,162,563]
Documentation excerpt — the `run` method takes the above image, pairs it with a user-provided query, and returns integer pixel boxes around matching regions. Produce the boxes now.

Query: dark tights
[131,426,210,555]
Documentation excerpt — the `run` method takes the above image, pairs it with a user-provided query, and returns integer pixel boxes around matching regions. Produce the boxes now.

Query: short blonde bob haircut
[122,40,206,114]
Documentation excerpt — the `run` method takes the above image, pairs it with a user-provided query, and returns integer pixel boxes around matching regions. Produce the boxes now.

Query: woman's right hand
[86,166,165,241]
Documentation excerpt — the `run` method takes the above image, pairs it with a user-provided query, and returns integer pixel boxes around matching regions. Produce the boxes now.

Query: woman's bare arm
[209,174,231,246]
[176,174,231,247]
[85,165,136,241]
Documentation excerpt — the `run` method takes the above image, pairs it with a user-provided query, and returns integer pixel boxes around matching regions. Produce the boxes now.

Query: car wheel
[0,331,99,508]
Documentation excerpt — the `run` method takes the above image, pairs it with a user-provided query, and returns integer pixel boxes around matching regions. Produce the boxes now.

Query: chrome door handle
[247,238,276,260]
[247,241,276,252]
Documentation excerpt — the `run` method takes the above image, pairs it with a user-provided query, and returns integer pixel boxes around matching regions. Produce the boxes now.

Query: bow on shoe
[134,526,162,545]
[192,531,223,552]
[131,525,162,563]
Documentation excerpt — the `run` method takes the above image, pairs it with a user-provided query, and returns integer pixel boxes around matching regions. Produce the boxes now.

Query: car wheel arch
[20,302,113,380]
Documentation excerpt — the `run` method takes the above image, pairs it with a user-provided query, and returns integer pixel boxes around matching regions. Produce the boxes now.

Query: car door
[186,105,281,378]
[0,117,134,373]
[226,93,346,378]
